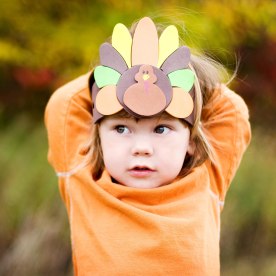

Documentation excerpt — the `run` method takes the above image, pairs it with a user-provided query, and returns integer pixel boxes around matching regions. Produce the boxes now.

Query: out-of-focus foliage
[221,131,276,274]
[0,0,276,125]
[1,0,276,275]
[1,0,276,71]
[0,116,72,275]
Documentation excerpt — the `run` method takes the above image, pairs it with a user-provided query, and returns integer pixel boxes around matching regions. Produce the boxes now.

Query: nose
[131,137,153,156]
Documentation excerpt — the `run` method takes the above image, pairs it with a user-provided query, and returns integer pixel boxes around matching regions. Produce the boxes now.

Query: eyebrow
[116,110,176,119]
[158,116,176,121]
[107,113,179,124]
[155,113,181,124]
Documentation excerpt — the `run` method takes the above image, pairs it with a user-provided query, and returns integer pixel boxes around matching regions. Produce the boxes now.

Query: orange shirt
[45,72,251,275]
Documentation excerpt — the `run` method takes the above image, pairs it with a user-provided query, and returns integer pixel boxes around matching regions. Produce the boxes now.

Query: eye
[154,125,170,134]
[115,125,130,134]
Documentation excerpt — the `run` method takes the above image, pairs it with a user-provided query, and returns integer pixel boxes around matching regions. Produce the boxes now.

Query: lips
[128,165,155,178]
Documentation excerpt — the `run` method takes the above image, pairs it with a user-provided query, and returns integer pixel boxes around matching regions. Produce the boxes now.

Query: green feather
[94,66,121,88]
[168,69,195,92]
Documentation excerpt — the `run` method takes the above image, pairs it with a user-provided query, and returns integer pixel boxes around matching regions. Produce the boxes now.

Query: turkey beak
[143,74,150,80]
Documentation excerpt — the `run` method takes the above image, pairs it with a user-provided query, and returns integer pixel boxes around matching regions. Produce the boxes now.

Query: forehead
[101,111,181,124]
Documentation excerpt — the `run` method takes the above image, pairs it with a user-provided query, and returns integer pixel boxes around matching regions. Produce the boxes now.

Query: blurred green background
[0,0,276,275]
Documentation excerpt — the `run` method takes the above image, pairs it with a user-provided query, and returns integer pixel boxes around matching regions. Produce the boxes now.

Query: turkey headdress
[91,17,196,125]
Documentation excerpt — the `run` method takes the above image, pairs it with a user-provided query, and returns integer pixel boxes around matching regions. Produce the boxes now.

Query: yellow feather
[112,23,132,68]
[158,25,179,68]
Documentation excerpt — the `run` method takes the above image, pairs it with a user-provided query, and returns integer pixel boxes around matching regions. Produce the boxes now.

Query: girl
[45,17,251,275]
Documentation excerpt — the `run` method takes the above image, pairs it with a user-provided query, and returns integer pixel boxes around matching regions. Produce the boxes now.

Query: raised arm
[45,72,93,202]
[202,85,251,200]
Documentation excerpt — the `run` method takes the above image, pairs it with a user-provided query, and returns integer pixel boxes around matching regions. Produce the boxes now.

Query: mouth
[128,166,155,177]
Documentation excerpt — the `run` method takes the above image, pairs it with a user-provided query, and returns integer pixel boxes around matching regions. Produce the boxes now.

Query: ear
[187,139,195,156]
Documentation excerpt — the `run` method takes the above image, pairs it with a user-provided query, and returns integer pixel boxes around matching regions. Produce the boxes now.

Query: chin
[122,181,166,189]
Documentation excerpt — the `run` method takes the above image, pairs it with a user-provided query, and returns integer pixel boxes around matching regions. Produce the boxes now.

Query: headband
[91,17,196,125]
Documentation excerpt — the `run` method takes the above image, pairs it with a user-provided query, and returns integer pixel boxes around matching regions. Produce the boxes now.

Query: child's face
[99,114,193,189]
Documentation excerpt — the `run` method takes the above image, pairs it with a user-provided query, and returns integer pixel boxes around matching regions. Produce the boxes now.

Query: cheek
[100,138,127,168]
[100,144,119,174]
[100,134,113,160]
[101,141,117,160]
[160,136,189,167]
[171,145,188,165]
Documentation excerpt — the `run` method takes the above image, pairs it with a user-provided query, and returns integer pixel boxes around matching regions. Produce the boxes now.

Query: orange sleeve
[44,72,93,202]
[202,85,251,201]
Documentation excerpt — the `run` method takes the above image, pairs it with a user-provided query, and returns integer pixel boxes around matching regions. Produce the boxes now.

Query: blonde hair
[86,20,233,181]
